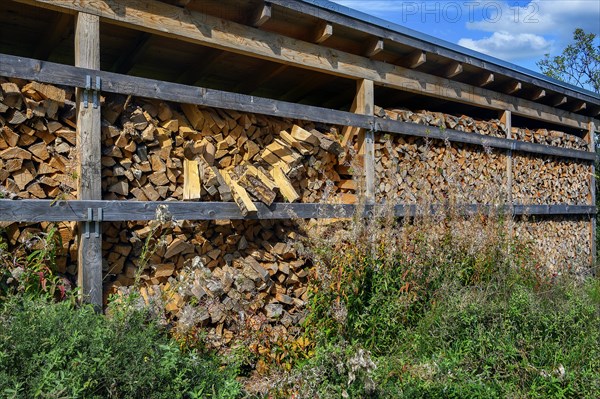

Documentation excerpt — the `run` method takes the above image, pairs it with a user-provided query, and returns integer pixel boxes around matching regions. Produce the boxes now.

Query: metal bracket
[83,208,103,239]
[83,75,101,109]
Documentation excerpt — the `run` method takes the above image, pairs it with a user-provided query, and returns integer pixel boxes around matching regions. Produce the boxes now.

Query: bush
[288,208,600,398]
[0,295,241,398]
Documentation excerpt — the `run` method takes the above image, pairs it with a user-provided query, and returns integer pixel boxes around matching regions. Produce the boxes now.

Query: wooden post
[500,111,513,205]
[586,121,596,266]
[341,79,375,202]
[75,12,103,310]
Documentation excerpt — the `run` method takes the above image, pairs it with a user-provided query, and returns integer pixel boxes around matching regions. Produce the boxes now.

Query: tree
[537,28,600,93]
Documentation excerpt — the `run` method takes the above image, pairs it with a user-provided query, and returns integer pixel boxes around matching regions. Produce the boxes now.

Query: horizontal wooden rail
[0,54,596,162]
[0,200,595,222]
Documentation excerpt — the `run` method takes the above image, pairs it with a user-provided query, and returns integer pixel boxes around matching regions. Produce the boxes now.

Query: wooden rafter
[365,37,384,57]
[502,81,522,94]
[252,1,271,27]
[400,50,426,69]
[443,61,463,78]
[552,95,568,107]
[477,72,494,87]
[529,88,546,101]
[314,20,332,43]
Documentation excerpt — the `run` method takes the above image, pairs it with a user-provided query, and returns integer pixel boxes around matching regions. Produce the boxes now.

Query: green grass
[0,295,242,398]
[281,212,600,398]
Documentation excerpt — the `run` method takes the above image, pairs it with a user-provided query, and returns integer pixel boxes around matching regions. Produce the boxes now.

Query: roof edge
[298,0,600,102]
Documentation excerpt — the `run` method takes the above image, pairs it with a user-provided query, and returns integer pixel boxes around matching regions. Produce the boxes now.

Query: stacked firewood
[0,79,595,350]
[0,78,78,201]
[375,135,507,204]
[375,105,507,138]
[375,105,588,150]
[512,154,591,205]
[103,218,310,348]
[100,97,348,208]
[511,127,588,151]
[514,216,591,273]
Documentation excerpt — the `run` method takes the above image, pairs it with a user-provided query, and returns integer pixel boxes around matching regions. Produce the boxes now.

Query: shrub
[288,206,600,398]
[0,295,242,398]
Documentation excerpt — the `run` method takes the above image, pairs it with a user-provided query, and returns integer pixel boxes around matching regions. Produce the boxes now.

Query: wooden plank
[552,95,568,107]
[365,37,384,57]
[587,121,596,265]
[402,50,426,69]
[75,12,102,310]
[13,0,594,130]
[501,110,512,205]
[477,72,494,87]
[0,53,596,162]
[314,20,332,44]
[530,89,546,101]
[503,81,522,94]
[183,159,201,200]
[571,101,587,113]
[354,79,375,202]
[0,200,595,222]
[444,61,462,78]
[271,166,299,202]
[252,1,271,27]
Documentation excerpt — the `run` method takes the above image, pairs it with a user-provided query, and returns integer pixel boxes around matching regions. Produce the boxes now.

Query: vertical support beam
[356,80,375,202]
[75,12,102,310]
[500,110,512,205]
[586,121,596,266]
[500,110,513,243]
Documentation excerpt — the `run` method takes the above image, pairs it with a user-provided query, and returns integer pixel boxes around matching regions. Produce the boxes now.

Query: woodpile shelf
[0,0,598,344]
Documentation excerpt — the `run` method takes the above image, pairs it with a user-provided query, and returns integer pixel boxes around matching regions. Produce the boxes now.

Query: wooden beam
[529,88,546,101]
[401,50,426,69]
[0,200,594,222]
[444,61,463,78]
[552,95,568,107]
[314,20,332,44]
[252,1,271,27]
[503,81,522,94]
[33,12,72,60]
[570,101,587,113]
[356,80,375,202]
[587,121,596,266]
[342,79,374,147]
[1,53,596,162]
[477,72,494,87]
[365,37,384,57]
[75,12,102,310]
[15,0,593,130]
[500,110,513,205]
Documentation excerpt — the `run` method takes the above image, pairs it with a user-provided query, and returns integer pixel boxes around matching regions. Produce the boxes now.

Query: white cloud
[458,31,553,61]
[465,0,600,46]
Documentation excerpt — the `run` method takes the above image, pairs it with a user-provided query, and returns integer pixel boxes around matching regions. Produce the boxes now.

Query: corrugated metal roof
[300,0,600,100]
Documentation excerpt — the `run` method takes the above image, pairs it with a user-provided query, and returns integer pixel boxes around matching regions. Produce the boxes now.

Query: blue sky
[330,0,600,72]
